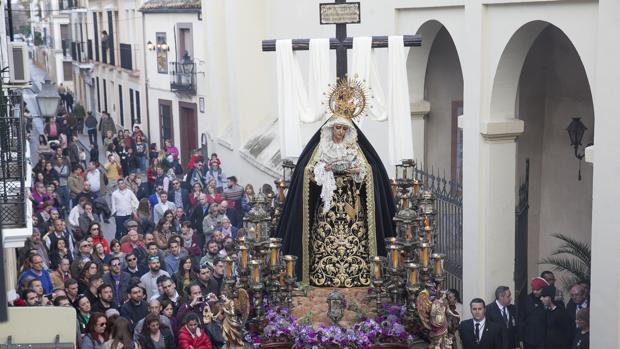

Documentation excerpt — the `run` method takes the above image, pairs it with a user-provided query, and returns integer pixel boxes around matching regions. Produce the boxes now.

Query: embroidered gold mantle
[302,146,377,287]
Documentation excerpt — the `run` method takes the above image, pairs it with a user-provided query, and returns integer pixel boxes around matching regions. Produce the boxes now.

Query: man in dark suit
[190,193,210,247]
[565,283,588,344]
[486,286,519,349]
[460,298,503,349]
[168,179,190,212]
[519,277,549,349]
[102,256,131,308]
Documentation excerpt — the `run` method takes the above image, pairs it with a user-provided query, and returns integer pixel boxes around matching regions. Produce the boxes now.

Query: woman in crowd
[103,130,115,151]
[109,239,127,269]
[78,261,100,293]
[88,222,110,253]
[49,238,73,270]
[79,203,101,233]
[153,218,174,250]
[42,160,60,186]
[205,183,221,206]
[572,308,590,349]
[160,300,179,334]
[174,256,196,298]
[125,172,139,193]
[75,294,93,335]
[136,198,154,234]
[147,158,161,190]
[82,312,109,349]
[138,313,176,349]
[134,135,148,173]
[241,184,255,212]
[92,242,111,266]
[46,184,62,212]
[188,182,203,211]
[103,317,140,349]
[179,222,201,258]
[178,313,211,349]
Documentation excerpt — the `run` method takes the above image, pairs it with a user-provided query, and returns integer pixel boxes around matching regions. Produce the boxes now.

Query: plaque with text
[319,2,361,25]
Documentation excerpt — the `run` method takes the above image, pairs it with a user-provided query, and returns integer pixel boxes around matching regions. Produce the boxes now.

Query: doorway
[178,102,197,165]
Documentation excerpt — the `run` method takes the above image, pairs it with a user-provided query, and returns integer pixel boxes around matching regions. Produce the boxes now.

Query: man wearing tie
[566,283,589,344]
[486,286,519,349]
[460,298,503,349]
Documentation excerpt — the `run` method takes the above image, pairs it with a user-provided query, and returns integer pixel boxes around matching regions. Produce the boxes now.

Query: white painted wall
[423,27,463,175]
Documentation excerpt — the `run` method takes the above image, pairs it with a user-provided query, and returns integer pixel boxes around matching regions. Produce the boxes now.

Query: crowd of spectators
[18,106,257,349]
[17,104,590,349]
[453,272,590,349]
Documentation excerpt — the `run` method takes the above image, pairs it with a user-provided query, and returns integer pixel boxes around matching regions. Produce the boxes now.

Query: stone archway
[491,21,594,297]
[407,20,463,179]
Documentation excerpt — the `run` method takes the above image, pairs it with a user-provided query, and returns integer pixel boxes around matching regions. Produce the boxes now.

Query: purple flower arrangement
[249,305,417,349]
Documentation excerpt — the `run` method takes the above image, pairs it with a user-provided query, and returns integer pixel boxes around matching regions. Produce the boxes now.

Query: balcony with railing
[169,62,196,94]
[0,89,28,229]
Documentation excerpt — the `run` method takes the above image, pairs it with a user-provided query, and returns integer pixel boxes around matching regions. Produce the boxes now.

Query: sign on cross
[262,0,422,78]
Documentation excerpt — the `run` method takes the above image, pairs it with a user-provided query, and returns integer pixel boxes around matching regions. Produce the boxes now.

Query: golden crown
[325,77,369,121]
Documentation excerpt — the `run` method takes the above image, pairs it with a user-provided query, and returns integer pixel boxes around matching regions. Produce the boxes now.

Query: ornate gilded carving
[310,174,371,287]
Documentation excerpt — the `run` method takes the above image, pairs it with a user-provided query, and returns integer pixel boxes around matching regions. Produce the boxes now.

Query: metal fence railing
[169,62,196,94]
[414,166,463,295]
[0,87,27,229]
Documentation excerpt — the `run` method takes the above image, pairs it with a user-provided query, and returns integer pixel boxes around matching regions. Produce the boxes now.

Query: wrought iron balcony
[0,89,27,229]
[169,62,196,94]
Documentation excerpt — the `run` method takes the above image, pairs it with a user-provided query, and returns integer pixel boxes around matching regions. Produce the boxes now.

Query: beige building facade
[141,0,204,164]
[201,1,619,346]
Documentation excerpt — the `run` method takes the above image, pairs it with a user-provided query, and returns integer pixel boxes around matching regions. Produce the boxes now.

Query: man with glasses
[70,239,97,279]
[123,252,147,280]
[103,257,131,308]
[168,179,190,212]
[148,185,164,216]
[111,178,140,240]
[17,254,54,294]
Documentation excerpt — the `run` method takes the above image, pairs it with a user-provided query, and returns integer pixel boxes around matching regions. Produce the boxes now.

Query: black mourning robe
[276,122,396,283]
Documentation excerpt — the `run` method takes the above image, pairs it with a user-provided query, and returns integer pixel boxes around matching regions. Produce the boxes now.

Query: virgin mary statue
[277,79,396,287]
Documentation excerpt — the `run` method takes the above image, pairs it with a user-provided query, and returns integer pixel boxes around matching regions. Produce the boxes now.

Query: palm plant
[539,234,591,290]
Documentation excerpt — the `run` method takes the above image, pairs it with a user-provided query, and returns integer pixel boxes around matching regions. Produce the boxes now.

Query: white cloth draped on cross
[275,36,414,164]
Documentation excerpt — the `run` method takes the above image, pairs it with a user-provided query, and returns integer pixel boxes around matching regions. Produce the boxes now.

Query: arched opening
[407,20,463,180]
[494,22,595,297]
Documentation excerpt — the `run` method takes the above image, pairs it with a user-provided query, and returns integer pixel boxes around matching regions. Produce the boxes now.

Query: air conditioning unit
[7,42,30,84]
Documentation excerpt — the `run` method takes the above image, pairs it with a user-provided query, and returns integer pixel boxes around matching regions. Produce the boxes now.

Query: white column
[590,0,620,347]
[4,248,18,302]
[410,100,430,167]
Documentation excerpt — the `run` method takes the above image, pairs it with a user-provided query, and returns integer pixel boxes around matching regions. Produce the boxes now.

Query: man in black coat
[102,257,131,308]
[168,179,190,212]
[486,286,519,349]
[460,298,503,349]
[519,277,549,349]
[565,283,589,344]
[541,285,572,349]
[119,283,148,332]
[190,193,210,246]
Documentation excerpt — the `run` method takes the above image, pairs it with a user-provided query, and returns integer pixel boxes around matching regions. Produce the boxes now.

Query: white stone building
[141,0,204,164]
[200,1,620,346]
[60,0,147,132]
[33,0,73,89]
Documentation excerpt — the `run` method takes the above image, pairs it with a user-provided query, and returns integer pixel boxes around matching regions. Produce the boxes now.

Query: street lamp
[566,117,588,181]
[36,79,60,118]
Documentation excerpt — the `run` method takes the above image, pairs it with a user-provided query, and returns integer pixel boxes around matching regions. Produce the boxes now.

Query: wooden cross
[262,0,422,79]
